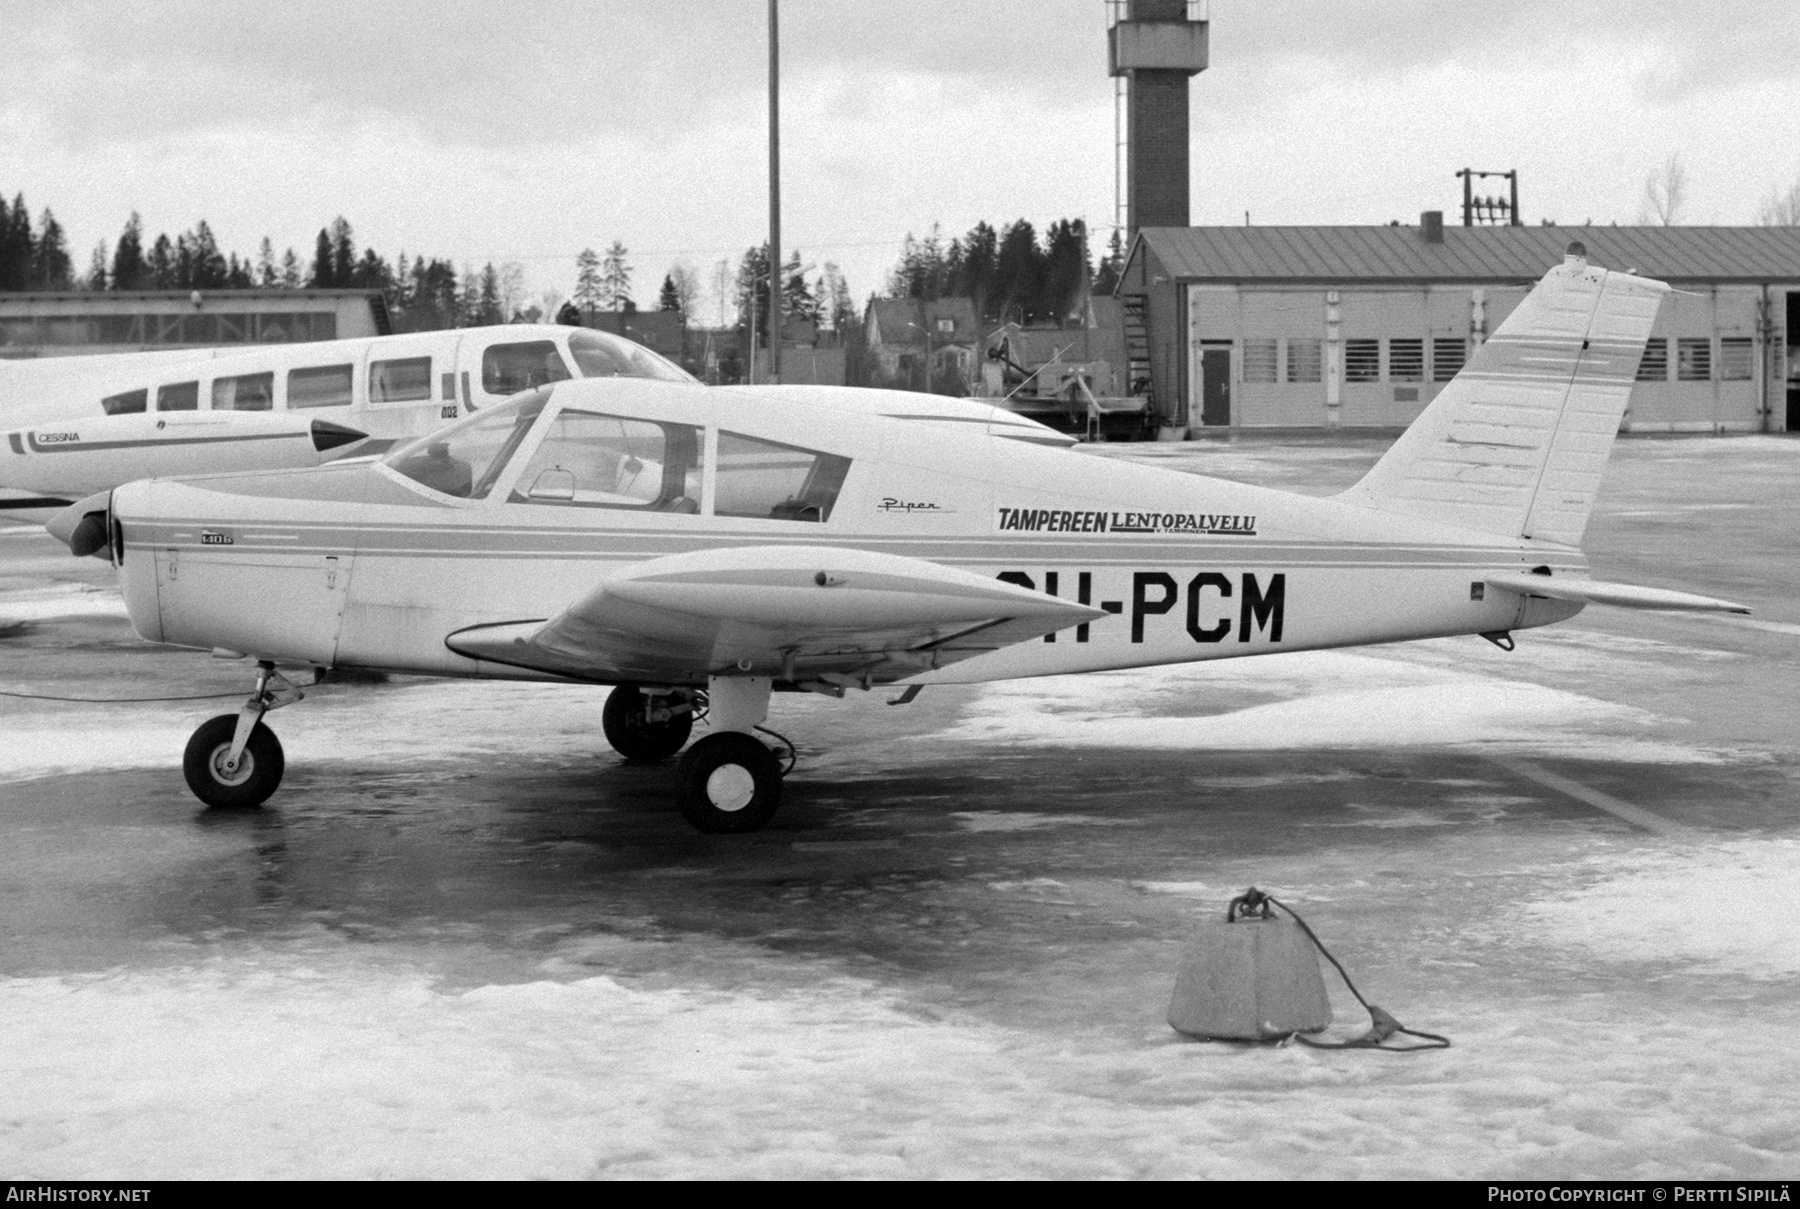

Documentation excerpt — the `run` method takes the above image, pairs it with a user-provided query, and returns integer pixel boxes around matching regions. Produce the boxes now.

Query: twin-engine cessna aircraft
[48,249,1749,832]
[2,323,694,521]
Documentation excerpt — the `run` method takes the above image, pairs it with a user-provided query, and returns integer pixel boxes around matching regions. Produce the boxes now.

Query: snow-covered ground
[4,436,1799,1179]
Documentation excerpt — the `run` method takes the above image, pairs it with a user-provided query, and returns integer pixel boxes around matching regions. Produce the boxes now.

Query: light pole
[767,0,782,385]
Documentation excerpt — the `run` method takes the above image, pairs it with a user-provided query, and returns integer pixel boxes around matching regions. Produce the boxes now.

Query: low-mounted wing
[446,545,1106,687]
[1485,572,1750,614]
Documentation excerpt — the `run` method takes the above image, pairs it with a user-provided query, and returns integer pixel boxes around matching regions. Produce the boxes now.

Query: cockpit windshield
[386,390,550,498]
[566,329,697,385]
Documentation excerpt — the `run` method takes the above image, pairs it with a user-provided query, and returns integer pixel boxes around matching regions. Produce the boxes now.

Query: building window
[1344,339,1380,382]
[1286,339,1322,383]
[1719,337,1754,382]
[935,318,955,335]
[157,382,198,411]
[212,372,275,411]
[1636,338,1668,382]
[1432,337,1466,381]
[101,388,148,415]
[1389,338,1424,382]
[288,364,354,409]
[1676,338,1711,382]
[1242,339,1278,384]
[371,356,433,403]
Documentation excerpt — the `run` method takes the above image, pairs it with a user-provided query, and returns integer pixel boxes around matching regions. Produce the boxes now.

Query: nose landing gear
[182,661,303,809]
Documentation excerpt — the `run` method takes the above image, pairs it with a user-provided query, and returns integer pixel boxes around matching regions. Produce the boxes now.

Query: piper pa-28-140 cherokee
[46,248,1751,832]
[1,323,696,522]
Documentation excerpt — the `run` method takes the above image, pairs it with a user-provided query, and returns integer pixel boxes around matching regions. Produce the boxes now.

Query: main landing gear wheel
[676,732,782,834]
[183,713,285,809]
[602,686,695,762]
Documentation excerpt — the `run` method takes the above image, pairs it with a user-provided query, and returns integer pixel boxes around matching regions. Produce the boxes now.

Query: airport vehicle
[1,324,694,521]
[47,249,1750,833]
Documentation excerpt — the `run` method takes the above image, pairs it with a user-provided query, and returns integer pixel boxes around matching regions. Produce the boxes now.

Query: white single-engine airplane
[2,323,694,522]
[46,249,1750,833]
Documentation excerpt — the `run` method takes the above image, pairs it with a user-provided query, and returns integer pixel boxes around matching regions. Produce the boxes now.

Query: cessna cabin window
[371,356,433,403]
[212,372,274,411]
[101,388,148,415]
[388,392,550,499]
[566,329,697,384]
[482,341,572,396]
[714,432,851,523]
[288,364,354,409]
[512,409,703,512]
[157,381,199,411]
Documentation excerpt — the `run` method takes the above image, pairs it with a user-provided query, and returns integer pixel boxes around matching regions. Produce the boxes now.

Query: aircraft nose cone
[46,490,113,557]
[310,419,369,453]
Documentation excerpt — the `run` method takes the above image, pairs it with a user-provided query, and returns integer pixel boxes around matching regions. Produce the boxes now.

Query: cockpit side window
[715,432,851,522]
[565,329,698,384]
[482,341,572,395]
[101,389,147,415]
[388,392,550,499]
[511,409,703,513]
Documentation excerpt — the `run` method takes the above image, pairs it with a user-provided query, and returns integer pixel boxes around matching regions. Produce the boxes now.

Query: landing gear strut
[182,661,302,809]
[601,686,697,762]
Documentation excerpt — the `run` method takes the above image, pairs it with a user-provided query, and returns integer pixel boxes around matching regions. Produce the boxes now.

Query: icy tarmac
[3,436,1799,1179]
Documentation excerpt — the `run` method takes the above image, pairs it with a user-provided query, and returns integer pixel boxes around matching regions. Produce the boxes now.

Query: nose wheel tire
[676,732,782,833]
[183,713,285,809]
[603,686,695,762]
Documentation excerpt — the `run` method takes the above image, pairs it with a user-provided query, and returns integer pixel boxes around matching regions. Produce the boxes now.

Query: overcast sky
[4,0,1799,316]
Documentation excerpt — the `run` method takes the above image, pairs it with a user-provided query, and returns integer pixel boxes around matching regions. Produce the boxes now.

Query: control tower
[1109,0,1209,240]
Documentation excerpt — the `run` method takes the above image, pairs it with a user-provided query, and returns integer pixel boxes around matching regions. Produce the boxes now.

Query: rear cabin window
[389,393,549,499]
[101,388,147,415]
[212,372,274,411]
[714,432,851,523]
[512,410,703,512]
[482,341,572,395]
[288,364,354,408]
[371,356,433,403]
[566,329,696,383]
[157,381,199,411]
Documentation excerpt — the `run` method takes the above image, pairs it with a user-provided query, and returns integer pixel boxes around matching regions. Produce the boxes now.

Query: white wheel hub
[209,744,254,786]
[705,764,757,812]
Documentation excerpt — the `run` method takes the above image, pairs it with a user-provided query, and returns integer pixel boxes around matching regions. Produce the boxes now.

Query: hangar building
[1118,220,1800,434]
[0,289,391,359]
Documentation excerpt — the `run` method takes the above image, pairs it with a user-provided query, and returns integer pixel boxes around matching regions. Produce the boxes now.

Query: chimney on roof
[1420,211,1445,244]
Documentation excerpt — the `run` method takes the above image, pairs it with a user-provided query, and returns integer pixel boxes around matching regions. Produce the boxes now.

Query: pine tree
[1041,218,1089,324]
[992,219,1043,324]
[658,273,681,312]
[280,248,301,289]
[573,247,602,318]
[782,249,817,323]
[478,263,502,325]
[309,229,334,287]
[111,212,147,290]
[32,209,74,289]
[330,217,355,288]
[147,234,175,288]
[958,221,998,319]
[85,241,108,291]
[0,194,30,291]
[1092,228,1125,295]
[187,220,227,288]
[734,243,771,339]
[256,237,277,287]
[599,240,632,311]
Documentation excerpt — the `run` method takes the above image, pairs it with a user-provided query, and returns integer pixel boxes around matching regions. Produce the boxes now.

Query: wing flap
[1486,572,1750,614]
[446,545,1104,683]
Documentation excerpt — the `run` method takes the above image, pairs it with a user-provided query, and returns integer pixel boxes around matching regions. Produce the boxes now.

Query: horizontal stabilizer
[1485,573,1750,614]
[447,545,1105,684]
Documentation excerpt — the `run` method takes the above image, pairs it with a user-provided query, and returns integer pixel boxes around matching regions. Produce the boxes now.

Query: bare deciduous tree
[1757,174,1800,226]
[1638,153,1688,225]
[667,262,702,320]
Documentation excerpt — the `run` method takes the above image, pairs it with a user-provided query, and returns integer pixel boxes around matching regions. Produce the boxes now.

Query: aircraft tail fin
[1338,248,1668,549]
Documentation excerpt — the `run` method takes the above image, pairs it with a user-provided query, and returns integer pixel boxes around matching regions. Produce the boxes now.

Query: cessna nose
[310,419,369,453]
[46,489,113,558]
